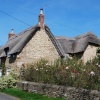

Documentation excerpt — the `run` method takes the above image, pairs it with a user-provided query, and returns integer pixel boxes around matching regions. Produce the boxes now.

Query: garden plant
[20,56,100,90]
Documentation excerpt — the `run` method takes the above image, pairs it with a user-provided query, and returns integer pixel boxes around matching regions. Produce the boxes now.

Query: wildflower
[65,66,69,70]
[98,65,100,68]
[96,63,100,68]
[46,63,49,66]
[46,63,50,68]
[36,68,38,71]
[69,56,72,59]
[83,69,86,72]
[90,71,95,76]
[96,63,98,66]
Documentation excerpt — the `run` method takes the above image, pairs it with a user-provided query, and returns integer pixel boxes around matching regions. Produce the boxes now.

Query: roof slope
[74,32,100,53]
[56,32,100,54]
[0,27,100,58]
[0,24,64,58]
[55,37,75,54]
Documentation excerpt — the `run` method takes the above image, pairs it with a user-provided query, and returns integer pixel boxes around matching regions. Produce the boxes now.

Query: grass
[0,88,64,100]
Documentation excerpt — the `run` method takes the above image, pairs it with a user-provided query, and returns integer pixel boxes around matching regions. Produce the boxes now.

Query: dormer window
[4,47,9,57]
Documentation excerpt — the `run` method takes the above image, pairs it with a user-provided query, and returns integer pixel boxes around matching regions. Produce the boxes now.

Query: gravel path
[0,92,20,100]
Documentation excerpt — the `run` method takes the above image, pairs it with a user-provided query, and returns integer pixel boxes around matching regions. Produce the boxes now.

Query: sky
[0,0,100,45]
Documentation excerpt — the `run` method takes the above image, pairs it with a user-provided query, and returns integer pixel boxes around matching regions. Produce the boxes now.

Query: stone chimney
[8,29,15,39]
[38,9,44,29]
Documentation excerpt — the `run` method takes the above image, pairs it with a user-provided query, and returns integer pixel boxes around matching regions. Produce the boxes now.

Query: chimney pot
[40,8,43,15]
[11,29,14,33]
[8,29,15,39]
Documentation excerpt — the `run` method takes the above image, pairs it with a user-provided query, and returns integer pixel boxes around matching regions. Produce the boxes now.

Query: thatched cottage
[56,32,100,63]
[0,9,100,75]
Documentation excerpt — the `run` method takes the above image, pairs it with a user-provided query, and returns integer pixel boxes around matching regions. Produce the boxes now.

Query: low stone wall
[17,81,100,100]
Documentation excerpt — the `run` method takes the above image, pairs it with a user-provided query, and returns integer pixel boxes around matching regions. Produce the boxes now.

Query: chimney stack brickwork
[38,9,44,29]
[8,9,44,40]
[8,29,15,39]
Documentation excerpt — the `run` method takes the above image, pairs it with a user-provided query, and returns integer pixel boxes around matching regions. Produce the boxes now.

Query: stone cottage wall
[17,81,100,100]
[5,29,60,69]
[17,29,60,65]
[81,44,98,63]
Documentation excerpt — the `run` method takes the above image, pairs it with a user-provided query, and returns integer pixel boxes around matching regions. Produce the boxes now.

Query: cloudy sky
[0,0,100,45]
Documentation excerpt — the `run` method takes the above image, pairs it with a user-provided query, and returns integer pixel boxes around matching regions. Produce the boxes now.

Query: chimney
[38,9,44,29]
[8,29,15,39]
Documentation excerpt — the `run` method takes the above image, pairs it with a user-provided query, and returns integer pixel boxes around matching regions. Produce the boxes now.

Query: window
[4,47,10,57]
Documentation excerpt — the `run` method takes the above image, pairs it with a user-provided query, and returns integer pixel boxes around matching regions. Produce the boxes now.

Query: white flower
[83,69,86,72]
[98,65,100,68]
[96,63,98,66]
[65,67,69,70]
[46,63,49,66]
[96,63,100,68]
[36,68,38,71]
[90,71,95,76]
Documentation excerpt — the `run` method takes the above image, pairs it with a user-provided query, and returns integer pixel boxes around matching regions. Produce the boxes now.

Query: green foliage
[0,88,64,100]
[20,57,100,90]
[0,75,16,89]
[0,70,18,89]
[97,45,100,53]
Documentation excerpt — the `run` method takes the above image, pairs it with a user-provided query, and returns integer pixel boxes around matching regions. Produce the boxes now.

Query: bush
[0,75,16,89]
[0,70,18,90]
[20,57,100,90]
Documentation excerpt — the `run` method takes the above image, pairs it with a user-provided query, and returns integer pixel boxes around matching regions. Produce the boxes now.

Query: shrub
[0,70,18,90]
[0,75,16,89]
[20,57,100,90]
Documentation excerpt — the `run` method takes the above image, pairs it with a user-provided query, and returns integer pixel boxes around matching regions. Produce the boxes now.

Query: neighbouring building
[0,9,100,75]
[56,32,100,63]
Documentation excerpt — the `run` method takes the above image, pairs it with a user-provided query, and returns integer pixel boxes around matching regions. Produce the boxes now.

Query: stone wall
[18,29,60,64]
[17,81,100,100]
[5,29,60,69]
[81,44,98,63]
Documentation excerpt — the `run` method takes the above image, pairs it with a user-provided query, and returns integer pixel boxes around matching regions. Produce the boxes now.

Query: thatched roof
[56,32,100,54]
[0,25,100,58]
[74,32,100,53]
[0,24,63,58]
[56,36,75,54]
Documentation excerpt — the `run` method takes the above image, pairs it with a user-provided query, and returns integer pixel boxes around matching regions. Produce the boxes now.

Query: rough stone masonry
[17,81,100,100]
